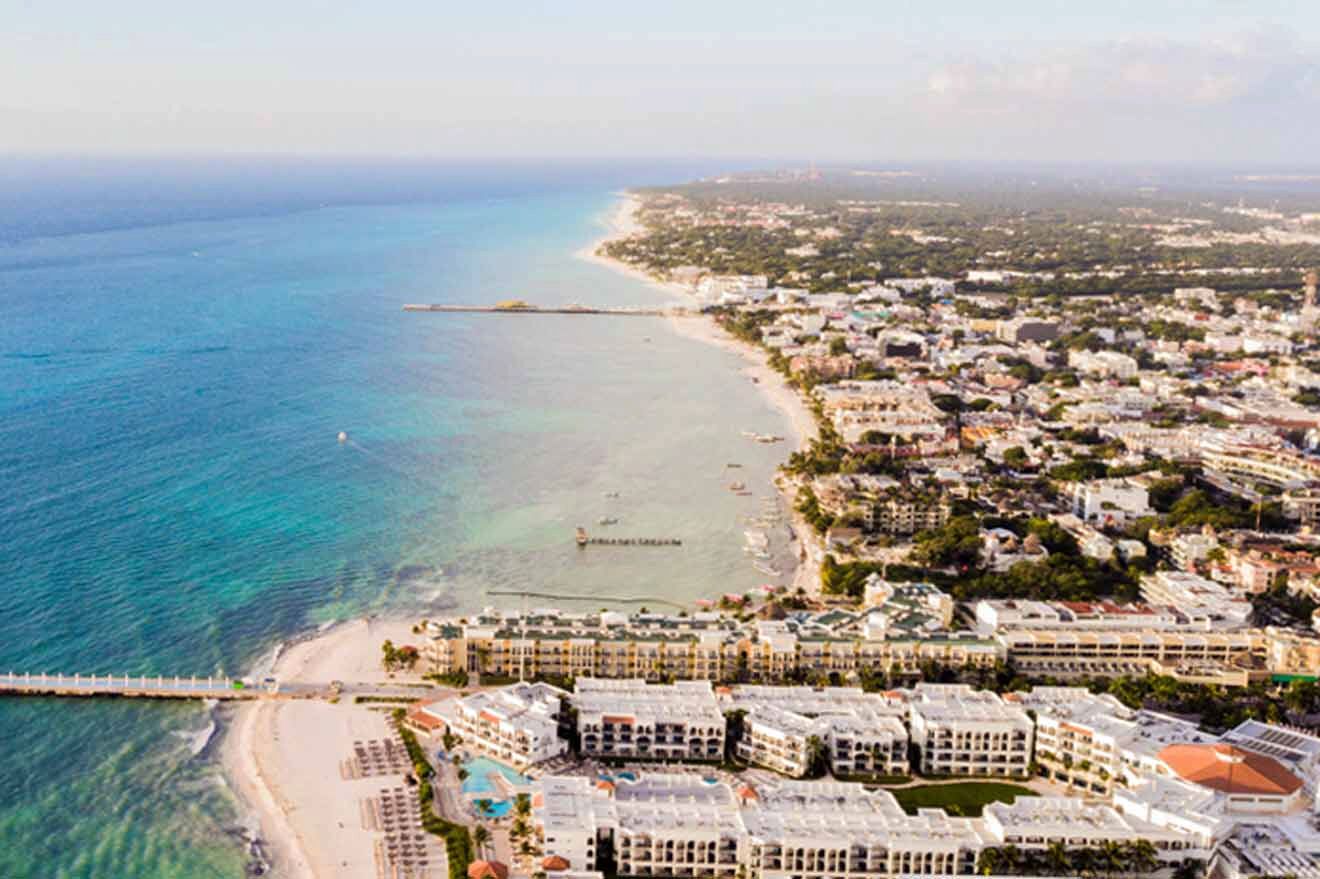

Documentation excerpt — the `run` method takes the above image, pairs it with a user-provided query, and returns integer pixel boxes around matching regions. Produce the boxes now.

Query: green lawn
[887,782,1036,816]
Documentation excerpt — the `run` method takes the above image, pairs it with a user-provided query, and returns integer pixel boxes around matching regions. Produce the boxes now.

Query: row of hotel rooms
[411,680,1032,779]
[418,604,1320,691]
[411,679,1320,879]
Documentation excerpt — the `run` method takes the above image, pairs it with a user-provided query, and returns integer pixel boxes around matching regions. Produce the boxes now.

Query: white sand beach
[574,192,691,303]
[221,617,428,879]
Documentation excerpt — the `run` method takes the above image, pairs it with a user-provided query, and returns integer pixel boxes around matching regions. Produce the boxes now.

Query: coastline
[222,188,830,879]
[580,192,824,598]
[219,617,423,879]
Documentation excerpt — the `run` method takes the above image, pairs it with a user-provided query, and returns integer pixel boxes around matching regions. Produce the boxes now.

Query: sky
[3,0,1319,163]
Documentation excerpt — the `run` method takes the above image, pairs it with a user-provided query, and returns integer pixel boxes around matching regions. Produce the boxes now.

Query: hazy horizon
[6,1,1319,164]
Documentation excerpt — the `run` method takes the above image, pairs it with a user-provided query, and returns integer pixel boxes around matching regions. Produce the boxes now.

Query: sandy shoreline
[580,192,825,597]
[220,617,425,879]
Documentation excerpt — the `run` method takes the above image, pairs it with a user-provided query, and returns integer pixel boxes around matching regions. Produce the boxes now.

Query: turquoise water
[461,757,531,795]
[462,756,531,819]
[0,160,795,875]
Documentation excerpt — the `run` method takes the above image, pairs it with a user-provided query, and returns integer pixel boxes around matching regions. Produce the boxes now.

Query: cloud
[925,31,1320,113]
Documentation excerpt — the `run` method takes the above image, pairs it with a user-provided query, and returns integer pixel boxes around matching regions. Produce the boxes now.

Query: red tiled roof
[543,856,570,871]
[469,862,509,879]
[1159,743,1303,796]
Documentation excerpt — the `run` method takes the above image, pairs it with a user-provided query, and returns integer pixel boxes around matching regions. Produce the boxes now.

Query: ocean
[0,158,795,876]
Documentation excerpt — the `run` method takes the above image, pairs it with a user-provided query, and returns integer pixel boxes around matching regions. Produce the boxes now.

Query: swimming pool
[461,756,531,795]
[474,799,513,819]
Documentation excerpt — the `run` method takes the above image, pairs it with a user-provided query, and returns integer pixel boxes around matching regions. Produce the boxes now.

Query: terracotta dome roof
[737,784,759,801]
[1158,743,1303,796]
[542,855,571,871]
[468,861,510,879]
[531,793,545,808]
[596,779,616,793]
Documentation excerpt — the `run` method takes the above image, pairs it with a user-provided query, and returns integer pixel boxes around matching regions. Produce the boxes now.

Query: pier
[403,303,690,317]
[575,527,681,547]
[0,671,278,700]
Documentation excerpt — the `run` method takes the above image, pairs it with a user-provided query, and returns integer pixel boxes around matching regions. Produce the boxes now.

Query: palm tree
[1127,840,1159,875]
[1099,840,1125,875]
[804,735,829,779]
[1046,841,1069,875]
[473,824,491,857]
[977,848,1001,876]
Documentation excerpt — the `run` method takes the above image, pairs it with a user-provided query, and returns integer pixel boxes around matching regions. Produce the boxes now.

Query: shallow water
[0,160,791,875]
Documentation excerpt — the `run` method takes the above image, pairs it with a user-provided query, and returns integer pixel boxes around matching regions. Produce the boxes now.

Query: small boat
[726,463,743,468]
[598,516,619,526]
[337,431,348,443]
[753,562,782,577]
[736,490,754,496]
[741,430,758,438]
[728,481,746,491]
[603,491,620,499]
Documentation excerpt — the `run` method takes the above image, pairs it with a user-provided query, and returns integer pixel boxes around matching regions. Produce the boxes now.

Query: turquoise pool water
[461,756,531,794]
[462,756,530,819]
[475,800,512,819]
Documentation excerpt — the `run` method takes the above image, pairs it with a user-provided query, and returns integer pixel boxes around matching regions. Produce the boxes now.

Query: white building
[814,381,948,442]
[1068,350,1139,380]
[1071,478,1151,527]
[574,678,726,761]
[906,684,1034,778]
[414,681,568,769]
[1140,570,1253,627]
[534,773,1205,879]
[1010,686,1215,795]
[973,599,1188,635]
[719,685,908,778]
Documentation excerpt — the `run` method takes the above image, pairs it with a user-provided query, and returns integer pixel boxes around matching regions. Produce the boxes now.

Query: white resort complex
[403,676,1320,879]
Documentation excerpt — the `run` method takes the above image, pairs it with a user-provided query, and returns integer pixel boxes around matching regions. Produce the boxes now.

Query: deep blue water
[0,158,797,876]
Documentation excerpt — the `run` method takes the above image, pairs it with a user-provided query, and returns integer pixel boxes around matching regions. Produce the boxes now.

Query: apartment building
[814,380,948,442]
[414,681,568,769]
[1070,478,1151,527]
[873,494,953,535]
[973,599,1187,634]
[420,608,1005,685]
[1009,686,1215,795]
[574,678,725,761]
[1140,570,1253,627]
[998,627,1261,682]
[719,685,908,778]
[906,684,1034,778]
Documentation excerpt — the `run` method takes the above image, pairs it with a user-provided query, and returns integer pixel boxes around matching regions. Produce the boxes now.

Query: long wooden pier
[403,304,689,316]
[0,671,278,700]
